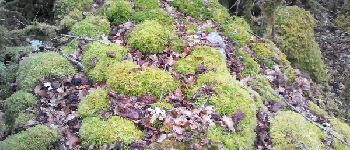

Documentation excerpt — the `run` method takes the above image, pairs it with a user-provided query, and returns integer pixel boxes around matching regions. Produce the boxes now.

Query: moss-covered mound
[104,0,133,25]
[276,6,326,82]
[329,118,350,149]
[270,111,326,150]
[107,61,179,97]
[170,0,211,20]
[0,46,32,63]
[54,0,93,19]
[82,42,127,82]
[248,75,284,104]
[0,125,59,150]
[79,116,143,147]
[70,15,110,39]
[335,1,350,30]
[59,9,83,30]
[174,46,228,75]
[128,20,179,54]
[78,89,108,118]
[17,52,76,90]
[4,91,36,130]
[222,17,252,47]
[235,49,260,77]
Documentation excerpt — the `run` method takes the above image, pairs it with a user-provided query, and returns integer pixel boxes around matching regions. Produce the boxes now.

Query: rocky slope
[0,0,350,149]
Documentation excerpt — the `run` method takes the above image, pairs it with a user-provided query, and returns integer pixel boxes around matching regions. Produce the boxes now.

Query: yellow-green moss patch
[82,42,127,82]
[248,75,284,104]
[223,17,252,47]
[78,89,108,118]
[251,43,275,68]
[79,116,143,148]
[54,0,93,19]
[59,9,83,30]
[208,126,235,149]
[107,61,179,98]
[270,111,326,150]
[235,49,260,77]
[105,0,133,25]
[276,6,326,82]
[17,52,76,90]
[0,125,59,150]
[330,118,350,149]
[70,15,110,39]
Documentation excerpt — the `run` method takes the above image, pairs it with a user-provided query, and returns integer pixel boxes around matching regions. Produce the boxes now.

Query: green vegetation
[13,113,35,129]
[308,101,328,117]
[251,43,275,68]
[80,116,143,147]
[0,125,59,150]
[78,89,109,118]
[134,0,160,10]
[59,9,83,30]
[107,61,179,97]
[151,100,173,110]
[61,39,79,55]
[132,9,174,27]
[235,49,260,77]
[54,0,93,19]
[4,91,36,130]
[329,118,350,149]
[128,20,182,54]
[270,111,326,150]
[105,0,133,25]
[0,25,9,49]
[0,46,32,63]
[170,0,211,20]
[247,75,284,104]
[208,126,234,149]
[276,6,326,82]
[70,15,110,39]
[174,46,228,75]
[17,52,76,90]
[82,42,127,82]
[335,2,350,30]
[222,17,252,47]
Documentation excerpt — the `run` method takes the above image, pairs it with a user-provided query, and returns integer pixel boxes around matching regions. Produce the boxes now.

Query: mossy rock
[128,20,179,54]
[107,61,179,98]
[223,17,252,47]
[0,46,32,63]
[170,0,211,20]
[4,91,36,130]
[270,111,326,150]
[247,75,284,104]
[0,125,59,150]
[105,0,133,25]
[59,9,84,30]
[329,118,350,149]
[13,113,35,130]
[174,46,228,75]
[17,52,76,90]
[54,0,93,19]
[276,6,326,82]
[79,116,143,148]
[134,0,160,10]
[132,9,175,27]
[82,42,127,82]
[235,49,260,77]
[70,15,110,39]
[78,89,108,118]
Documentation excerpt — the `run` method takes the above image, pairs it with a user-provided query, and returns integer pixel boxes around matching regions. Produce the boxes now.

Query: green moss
[0,125,59,150]
[223,17,252,47]
[54,0,93,19]
[330,118,350,149]
[128,20,179,54]
[70,15,110,39]
[80,116,143,147]
[105,0,133,25]
[270,111,326,150]
[17,52,76,90]
[174,46,228,75]
[107,61,179,98]
[82,42,127,82]
[208,0,232,25]
[170,0,211,20]
[208,126,234,149]
[251,43,275,68]
[276,6,326,82]
[335,2,350,29]
[4,91,36,130]
[13,22,58,41]
[134,0,160,10]
[131,9,174,27]
[0,25,9,49]
[308,101,328,117]
[61,39,79,55]
[13,113,35,130]
[78,89,108,118]
[248,75,284,104]
[59,9,83,30]
[0,46,32,63]
[235,49,260,77]
[151,100,173,110]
